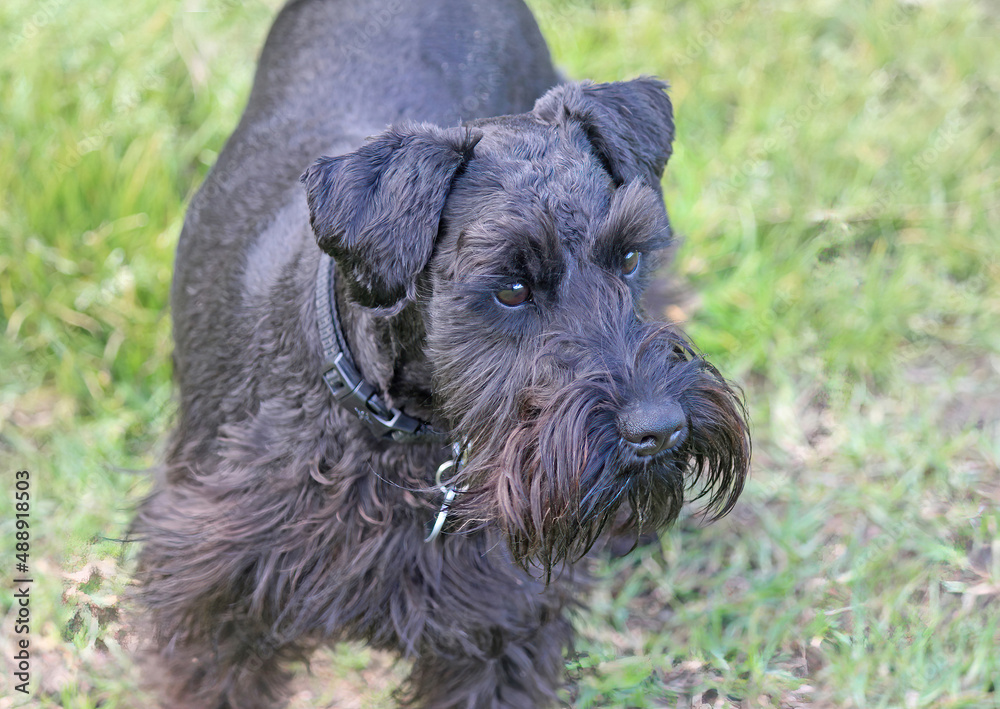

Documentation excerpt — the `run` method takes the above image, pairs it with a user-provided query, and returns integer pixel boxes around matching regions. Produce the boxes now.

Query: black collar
[314,253,445,444]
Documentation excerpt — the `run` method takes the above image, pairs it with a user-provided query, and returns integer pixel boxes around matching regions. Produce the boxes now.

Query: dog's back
[170,0,559,429]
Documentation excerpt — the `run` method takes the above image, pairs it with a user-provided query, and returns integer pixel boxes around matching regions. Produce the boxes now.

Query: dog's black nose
[618,400,687,457]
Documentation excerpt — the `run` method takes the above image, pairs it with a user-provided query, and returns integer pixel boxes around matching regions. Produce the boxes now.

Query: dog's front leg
[392,533,576,709]
[133,479,313,709]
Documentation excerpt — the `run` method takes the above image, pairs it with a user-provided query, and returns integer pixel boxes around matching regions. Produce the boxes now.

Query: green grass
[1,0,998,706]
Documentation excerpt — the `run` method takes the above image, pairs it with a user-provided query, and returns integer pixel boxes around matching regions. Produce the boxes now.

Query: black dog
[132,0,750,706]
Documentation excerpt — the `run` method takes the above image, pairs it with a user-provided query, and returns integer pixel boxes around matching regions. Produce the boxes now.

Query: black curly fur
[131,1,749,707]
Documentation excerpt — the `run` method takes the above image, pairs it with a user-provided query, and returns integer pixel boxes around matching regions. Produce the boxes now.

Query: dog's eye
[622,251,641,277]
[495,282,531,307]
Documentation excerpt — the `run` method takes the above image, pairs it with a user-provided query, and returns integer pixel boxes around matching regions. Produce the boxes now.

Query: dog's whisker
[366,463,426,494]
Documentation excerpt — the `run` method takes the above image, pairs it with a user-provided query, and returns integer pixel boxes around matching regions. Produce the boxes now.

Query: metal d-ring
[424,445,465,543]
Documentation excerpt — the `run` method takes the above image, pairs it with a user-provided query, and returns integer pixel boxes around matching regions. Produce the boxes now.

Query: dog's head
[302,79,749,572]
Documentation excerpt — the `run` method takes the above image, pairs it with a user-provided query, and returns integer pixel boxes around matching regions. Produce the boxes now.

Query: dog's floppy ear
[534,78,674,193]
[302,124,482,308]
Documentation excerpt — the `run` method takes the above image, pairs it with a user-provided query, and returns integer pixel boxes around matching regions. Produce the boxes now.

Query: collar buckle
[316,254,444,444]
[321,351,423,442]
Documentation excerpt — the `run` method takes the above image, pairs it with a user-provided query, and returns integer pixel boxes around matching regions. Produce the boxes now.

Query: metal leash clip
[425,443,467,543]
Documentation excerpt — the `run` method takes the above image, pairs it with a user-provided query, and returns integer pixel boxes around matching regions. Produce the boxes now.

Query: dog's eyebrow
[502,229,566,291]
[459,203,565,281]
[591,181,672,264]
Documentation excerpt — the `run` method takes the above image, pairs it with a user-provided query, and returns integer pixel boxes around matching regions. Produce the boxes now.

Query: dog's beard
[436,320,750,576]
